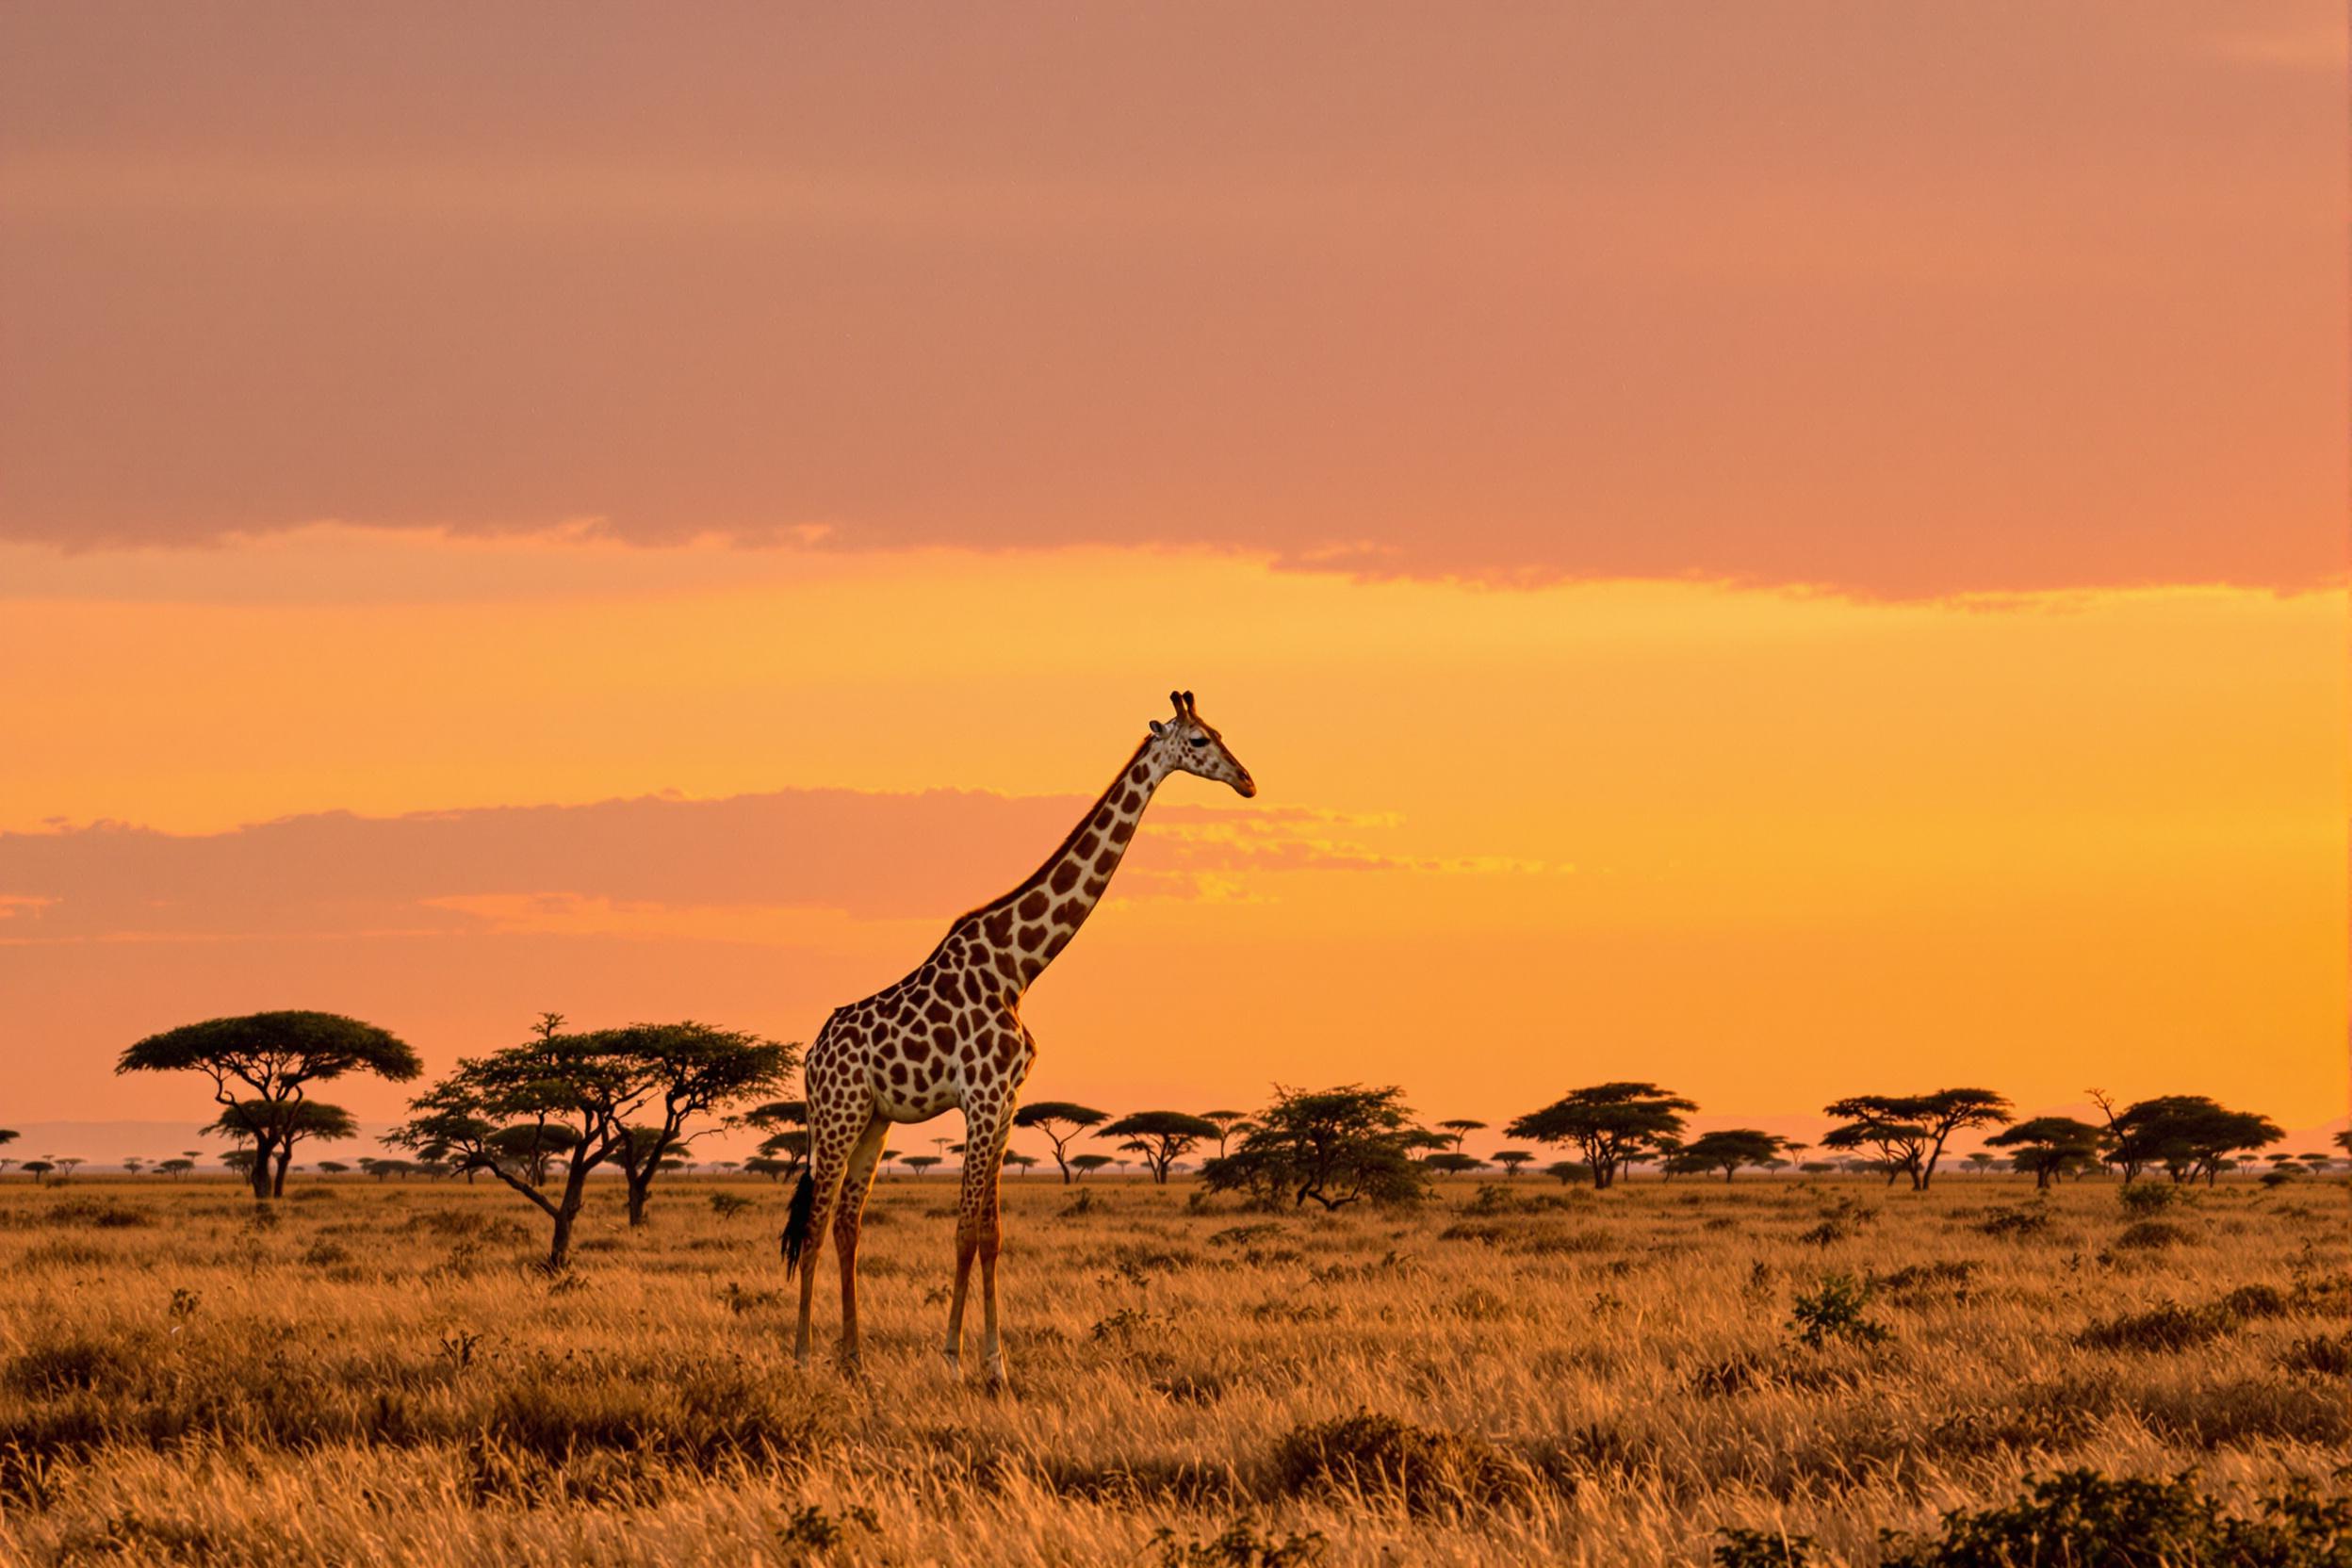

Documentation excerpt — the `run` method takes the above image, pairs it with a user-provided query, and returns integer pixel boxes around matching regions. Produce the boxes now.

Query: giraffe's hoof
[939,1350,964,1382]
[983,1353,1010,1391]
[835,1353,864,1380]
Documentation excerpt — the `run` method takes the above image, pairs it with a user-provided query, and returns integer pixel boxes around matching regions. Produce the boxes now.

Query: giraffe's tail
[780,1170,817,1279]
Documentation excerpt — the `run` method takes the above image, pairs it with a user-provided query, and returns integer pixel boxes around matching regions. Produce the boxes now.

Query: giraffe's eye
[1188,734,1209,747]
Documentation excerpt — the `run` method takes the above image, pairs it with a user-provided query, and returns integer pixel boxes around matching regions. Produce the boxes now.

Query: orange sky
[1,5,2344,1152]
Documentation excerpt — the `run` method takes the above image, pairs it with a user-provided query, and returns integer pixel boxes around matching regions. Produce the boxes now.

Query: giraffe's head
[1150,690,1256,797]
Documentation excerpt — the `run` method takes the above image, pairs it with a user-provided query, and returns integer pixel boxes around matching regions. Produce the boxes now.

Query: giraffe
[781,690,1255,1385]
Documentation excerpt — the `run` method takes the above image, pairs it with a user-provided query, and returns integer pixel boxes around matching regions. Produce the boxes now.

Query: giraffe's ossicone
[783,690,1255,1384]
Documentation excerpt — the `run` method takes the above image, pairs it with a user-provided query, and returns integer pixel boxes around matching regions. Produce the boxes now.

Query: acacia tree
[1013,1102,1109,1184]
[598,1022,794,1226]
[1668,1129,1794,1184]
[117,1011,420,1200]
[204,1099,357,1197]
[1820,1089,2009,1190]
[158,1158,194,1179]
[487,1122,578,1185]
[1493,1151,1534,1179]
[1203,1085,1427,1211]
[1200,1111,1252,1161]
[1069,1153,1113,1180]
[2109,1096,2282,1185]
[1437,1119,1487,1154]
[1427,1152,1486,1176]
[1100,1111,1221,1184]
[1985,1117,2104,1190]
[904,1154,942,1179]
[389,1016,788,1268]
[1507,1083,1696,1190]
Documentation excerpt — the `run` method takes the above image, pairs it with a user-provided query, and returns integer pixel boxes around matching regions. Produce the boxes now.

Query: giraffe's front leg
[945,1091,1017,1390]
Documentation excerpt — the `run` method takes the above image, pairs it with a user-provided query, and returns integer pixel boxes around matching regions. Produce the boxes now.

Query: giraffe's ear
[1149,719,1167,738]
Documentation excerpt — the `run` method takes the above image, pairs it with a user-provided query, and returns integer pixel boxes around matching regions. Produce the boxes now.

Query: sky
[1,4,2344,1162]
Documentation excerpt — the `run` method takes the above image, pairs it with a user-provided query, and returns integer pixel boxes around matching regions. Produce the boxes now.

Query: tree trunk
[627,1175,651,1226]
[270,1147,291,1198]
[1723,1168,1736,1184]
[2034,1167,2052,1190]
[547,1203,579,1270]
[249,1139,277,1200]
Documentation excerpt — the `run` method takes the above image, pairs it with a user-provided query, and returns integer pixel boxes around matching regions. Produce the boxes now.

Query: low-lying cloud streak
[0,790,1467,943]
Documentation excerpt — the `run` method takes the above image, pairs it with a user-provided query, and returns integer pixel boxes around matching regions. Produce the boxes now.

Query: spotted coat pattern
[790,693,1254,1382]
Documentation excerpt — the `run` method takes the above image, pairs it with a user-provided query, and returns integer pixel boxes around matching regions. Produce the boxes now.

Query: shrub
[2073,1287,2285,1353]
[1272,1413,1538,1516]
[1150,1518,1328,1567]
[6,1337,136,1396]
[1876,1469,2352,1568]
[708,1193,755,1218]
[2114,1219,2191,1250]
[1975,1206,2050,1239]
[41,1199,153,1230]
[2119,1183,2179,1217]
[2279,1331,2352,1379]
[1788,1274,1889,1348]
[1715,1527,1814,1567]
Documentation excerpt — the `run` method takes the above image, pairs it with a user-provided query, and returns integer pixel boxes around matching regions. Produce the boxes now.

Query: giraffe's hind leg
[831,1112,890,1375]
[792,1085,872,1370]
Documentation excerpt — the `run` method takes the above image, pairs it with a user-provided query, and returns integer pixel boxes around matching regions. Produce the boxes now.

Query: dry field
[0,1170,2344,1566]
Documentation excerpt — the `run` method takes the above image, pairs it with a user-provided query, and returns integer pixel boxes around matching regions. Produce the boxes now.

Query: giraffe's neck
[960,739,1168,995]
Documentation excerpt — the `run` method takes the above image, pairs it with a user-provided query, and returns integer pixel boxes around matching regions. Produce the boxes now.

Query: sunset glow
[1,3,2343,1152]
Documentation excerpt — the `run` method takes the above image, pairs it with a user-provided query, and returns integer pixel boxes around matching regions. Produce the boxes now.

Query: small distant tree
[1545,1159,1589,1184]
[1012,1102,1109,1184]
[1436,1119,1487,1154]
[158,1157,194,1179]
[122,1158,145,1176]
[1426,1152,1486,1176]
[905,1155,942,1179]
[23,1159,55,1183]
[487,1122,578,1186]
[221,1150,257,1180]
[1668,1129,1794,1184]
[316,1160,350,1176]
[1004,1152,1038,1178]
[2298,1152,2336,1174]
[1492,1151,1534,1179]
[1508,1083,1696,1190]
[118,1011,421,1201]
[744,1156,791,1182]
[1203,1085,1426,1211]
[1985,1118,2104,1190]
[1962,1152,1995,1175]
[1069,1153,1113,1180]
[1100,1112,1222,1184]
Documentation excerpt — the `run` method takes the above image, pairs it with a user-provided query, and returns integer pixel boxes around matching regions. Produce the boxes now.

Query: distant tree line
[79,1012,2338,1238]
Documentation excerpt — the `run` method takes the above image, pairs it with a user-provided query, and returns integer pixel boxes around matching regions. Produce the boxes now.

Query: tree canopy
[120,1011,419,1200]
[1984,1117,2104,1189]
[1099,1111,1222,1184]
[1820,1089,2010,1190]
[1202,1085,1426,1211]
[1507,1083,1695,1189]
[2108,1096,2282,1185]
[1666,1129,1793,1183]
[1012,1102,1109,1184]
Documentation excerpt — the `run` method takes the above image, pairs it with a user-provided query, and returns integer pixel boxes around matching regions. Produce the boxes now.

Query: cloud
[0,788,1520,945]
[0,7,2338,598]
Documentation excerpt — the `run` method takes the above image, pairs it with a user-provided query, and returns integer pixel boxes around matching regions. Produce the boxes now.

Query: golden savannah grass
[0,1170,2344,1566]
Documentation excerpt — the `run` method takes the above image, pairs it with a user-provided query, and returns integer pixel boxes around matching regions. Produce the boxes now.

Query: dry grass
[0,1172,2343,1565]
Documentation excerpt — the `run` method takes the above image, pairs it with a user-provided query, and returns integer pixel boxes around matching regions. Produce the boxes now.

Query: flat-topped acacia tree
[1507,1083,1695,1190]
[1011,1102,1107,1184]
[1100,1112,1222,1184]
[118,1011,421,1201]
